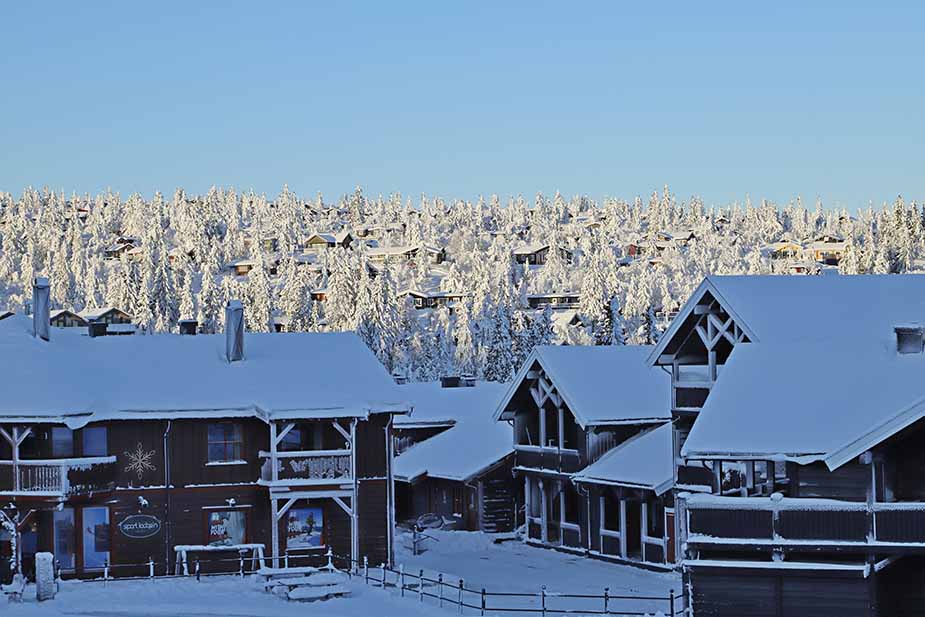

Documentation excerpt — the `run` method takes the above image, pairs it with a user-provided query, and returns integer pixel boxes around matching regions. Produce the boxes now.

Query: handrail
[0,456,116,466]
[257,449,350,459]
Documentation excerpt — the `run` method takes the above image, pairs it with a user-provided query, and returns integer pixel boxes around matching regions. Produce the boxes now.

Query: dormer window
[895,325,924,354]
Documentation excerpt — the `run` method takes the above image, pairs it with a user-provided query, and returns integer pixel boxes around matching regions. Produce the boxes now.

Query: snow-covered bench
[2,573,26,603]
[257,563,350,601]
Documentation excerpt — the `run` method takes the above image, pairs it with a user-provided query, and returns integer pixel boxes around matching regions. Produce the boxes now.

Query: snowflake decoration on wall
[124,442,157,479]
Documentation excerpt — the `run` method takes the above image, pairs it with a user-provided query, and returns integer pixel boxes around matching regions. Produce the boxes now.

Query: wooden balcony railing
[0,457,117,496]
[514,445,583,475]
[685,495,925,549]
[259,449,352,486]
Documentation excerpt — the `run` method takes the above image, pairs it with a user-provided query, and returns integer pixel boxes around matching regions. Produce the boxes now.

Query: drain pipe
[163,420,172,572]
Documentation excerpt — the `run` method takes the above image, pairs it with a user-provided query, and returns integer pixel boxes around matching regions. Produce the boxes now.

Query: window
[562,485,581,525]
[207,424,243,462]
[646,502,665,537]
[51,427,74,457]
[82,507,110,569]
[601,495,621,532]
[54,508,76,570]
[82,427,108,457]
[208,510,246,546]
[279,423,322,452]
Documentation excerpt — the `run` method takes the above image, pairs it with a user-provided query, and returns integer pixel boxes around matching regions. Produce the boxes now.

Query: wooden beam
[276,497,298,521]
[333,496,352,516]
[693,305,723,315]
[274,423,296,447]
[331,420,351,443]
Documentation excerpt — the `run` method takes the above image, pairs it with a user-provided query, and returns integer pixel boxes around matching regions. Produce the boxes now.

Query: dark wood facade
[503,359,674,566]
[0,411,398,581]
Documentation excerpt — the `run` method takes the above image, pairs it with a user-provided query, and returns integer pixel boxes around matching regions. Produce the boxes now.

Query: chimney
[32,277,50,341]
[225,300,244,362]
[179,319,198,335]
[895,325,924,354]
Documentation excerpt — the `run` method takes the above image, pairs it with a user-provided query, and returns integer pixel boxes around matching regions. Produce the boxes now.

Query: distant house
[79,307,136,335]
[805,234,846,265]
[227,258,279,277]
[103,243,132,260]
[305,231,353,250]
[49,309,88,328]
[526,292,580,310]
[764,239,803,261]
[397,289,469,310]
[367,244,446,265]
[512,244,572,266]
[394,380,516,532]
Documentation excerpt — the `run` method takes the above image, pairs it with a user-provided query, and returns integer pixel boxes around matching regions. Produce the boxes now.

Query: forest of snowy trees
[1,185,923,382]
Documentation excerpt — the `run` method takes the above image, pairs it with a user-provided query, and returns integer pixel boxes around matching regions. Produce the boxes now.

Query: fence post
[419,569,425,602]
[603,586,609,615]
[103,559,109,582]
[148,557,154,579]
[438,573,444,607]
[400,565,405,597]
[195,558,201,582]
[326,547,334,572]
[541,585,547,617]
[239,553,245,577]
[284,550,289,569]
[669,588,675,617]
[480,588,486,616]
[363,556,369,585]
[413,527,418,556]
[381,563,387,588]
[458,578,464,615]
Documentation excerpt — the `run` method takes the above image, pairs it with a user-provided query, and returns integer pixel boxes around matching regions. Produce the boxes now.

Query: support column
[619,499,627,558]
[539,479,548,544]
[270,497,280,568]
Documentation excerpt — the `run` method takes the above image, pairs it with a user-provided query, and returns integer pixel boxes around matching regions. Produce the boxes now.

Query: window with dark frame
[81,426,108,457]
[51,427,74,458]
[207,424,243,462]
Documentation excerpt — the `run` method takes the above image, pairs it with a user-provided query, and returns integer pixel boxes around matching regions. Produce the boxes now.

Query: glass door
[53,508,76,571]
[82,507,110,570]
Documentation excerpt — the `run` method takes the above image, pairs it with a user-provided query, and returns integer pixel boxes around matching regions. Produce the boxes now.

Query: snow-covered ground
[395,529,681,615]
[7,531,680,616]
[6,576,446,617]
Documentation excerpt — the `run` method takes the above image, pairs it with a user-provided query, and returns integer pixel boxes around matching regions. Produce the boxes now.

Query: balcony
[0,457,117,497]
[514,445,582,476]
[685,494,925,553]
[258,449,352,487]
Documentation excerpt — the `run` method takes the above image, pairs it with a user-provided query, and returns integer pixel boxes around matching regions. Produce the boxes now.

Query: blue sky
[1,2,922,208]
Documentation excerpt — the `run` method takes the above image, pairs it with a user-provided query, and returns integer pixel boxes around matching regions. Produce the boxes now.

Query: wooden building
[0,295,408,582]
[647,274,925,616]
[494,345,673,567]
[512,244,572,266]
[393,380,515,532]
[304,231,353,250]
[49,309,88,328]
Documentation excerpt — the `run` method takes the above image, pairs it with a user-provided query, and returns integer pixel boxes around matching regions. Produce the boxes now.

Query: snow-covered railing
[0,456,117,495]
[258,449,352,484]
[684,493,925,546]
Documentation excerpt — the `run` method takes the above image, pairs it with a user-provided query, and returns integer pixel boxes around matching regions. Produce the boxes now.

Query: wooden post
[669,588,675,617]
[400,565,405,597]
[480,588,486,615]
[541,585,547,617]
[195,558,200,581]
[283,550,289,569]
[419,569,425,602]
[103,559,109,582]
[148,557,154,579]
[381,563,387,588]
[438,573,443,606]
[239,552,245,577]
[458,578,464,615]
[270,498,280,568]
[540,479,548,544]
[363,556,369,584]
[603,587,609,614]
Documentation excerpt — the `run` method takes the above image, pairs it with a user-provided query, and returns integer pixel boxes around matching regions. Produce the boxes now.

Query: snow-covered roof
[496,345,669,428]
[395,381,509,427]
[573,423,673,495]
[669,275,925,468]
[0,314,409,428]
[79,306,130,321]
[512,243,549,255]
[395,393,512,483]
